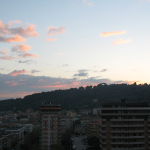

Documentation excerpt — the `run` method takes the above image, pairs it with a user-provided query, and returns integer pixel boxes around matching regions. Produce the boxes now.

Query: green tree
[20,126,39,150]
[87,136,101,150]
[50,143,64,150]
[61,129,71,150]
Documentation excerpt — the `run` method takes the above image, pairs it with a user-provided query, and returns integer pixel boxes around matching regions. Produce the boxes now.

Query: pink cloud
[45,38,57,42]
[55,82,60,84]
[0,20,11,36]
[9,25,38,37]
[19,53,39,58]
[112,38,132,45]
[0,49,8,55]
[39,79,44,82]
[0,35,26,43]
[32,82,81,89]
[47,26,66,35]
[0,91,36,99]
[12,20,21,24]
[0,56,13,60]
[88,3,93,5]
[12,44,31,52]
[9,82,19,86]
[58,53,65,55]
[5,81,20,86]
[9,69,30,76]
[19,79,26,81]
[101,31,126,37]
[139,0,150,2]
[0,20,38,37]
[5,81,13,83]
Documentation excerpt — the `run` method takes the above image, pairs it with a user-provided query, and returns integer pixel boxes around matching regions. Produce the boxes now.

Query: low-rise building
[87,120,101,139]
[66,110,77,117]
[74,124,86,135]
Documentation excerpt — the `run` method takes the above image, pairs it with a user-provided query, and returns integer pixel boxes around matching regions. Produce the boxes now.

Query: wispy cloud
[11,44,31,53]
[0,72,141,99]
[139,0,150,2]
[0,20,11,36]
[47,26,66,36]
[88,3,93,5]
[19,53,39,58]
[133,69,137,71]
[62,64,69,67]
[18,60,35,64]
[0,35,26,43]
[101,31,126,37]
[0,56,13,60]
[58,53,65,55]
[5,81,21,87]
[9,25,38,37]
[112,38,132,45]
[11,20,21,24]
[0,20,38,37]
[9,69,30,76]
[74,69,89,77]
[31,69,41,74]
[100,69,107,72]
[0,49,8,55]
[45,38,57,42]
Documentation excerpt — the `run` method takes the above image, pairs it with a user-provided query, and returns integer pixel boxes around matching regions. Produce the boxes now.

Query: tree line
[0,82,150,112]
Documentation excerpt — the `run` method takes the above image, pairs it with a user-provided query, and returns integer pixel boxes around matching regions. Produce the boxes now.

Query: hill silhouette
[0,82,150,112]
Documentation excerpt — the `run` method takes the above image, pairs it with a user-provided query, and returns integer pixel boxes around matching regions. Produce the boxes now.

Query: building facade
[40,102,61,150]
[87,120,101,139]
[99,99,150,150]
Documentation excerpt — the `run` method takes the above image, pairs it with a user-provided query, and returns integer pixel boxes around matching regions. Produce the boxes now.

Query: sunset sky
[0,0,150,99]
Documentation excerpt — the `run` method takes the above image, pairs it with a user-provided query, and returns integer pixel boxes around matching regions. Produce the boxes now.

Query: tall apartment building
[99,99,150,150]
[40,102,61,150]
[87,120,101,139]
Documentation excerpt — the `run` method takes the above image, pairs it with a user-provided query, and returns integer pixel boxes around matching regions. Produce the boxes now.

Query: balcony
[43,120,48,122]
[51,120,55,122]
[100,124,106,127]
[50,128,55,131]
[91,130,97,132]
[43,128,48,131]
[110,119,144,122]
[43,124,48,126]
[110,124,144,127]
[111,142,145,145]
[99,129,106,133]
[111,136,145,139]
[101,119,106,122]
[111,130,144,133]
[100,134,106,138]
[100,139,106,145]
[111,148,145,150]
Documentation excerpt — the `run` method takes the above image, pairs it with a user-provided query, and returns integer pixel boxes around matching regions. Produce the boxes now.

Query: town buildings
[61,116,73,133]
[99,99,150,150]
[0,126,24,150]
[40,102,61,150]
[87,120,101,139]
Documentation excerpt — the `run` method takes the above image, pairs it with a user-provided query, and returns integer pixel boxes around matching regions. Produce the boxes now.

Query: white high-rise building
[40,102,61,150]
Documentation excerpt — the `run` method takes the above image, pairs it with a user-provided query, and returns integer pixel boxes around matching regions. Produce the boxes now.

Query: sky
[0,0,150,100]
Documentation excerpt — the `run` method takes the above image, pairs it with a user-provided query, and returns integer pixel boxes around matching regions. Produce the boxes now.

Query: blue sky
[0,0,150,99]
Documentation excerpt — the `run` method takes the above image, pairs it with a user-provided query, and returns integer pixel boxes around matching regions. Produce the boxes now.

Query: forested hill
[0,83,150,112]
